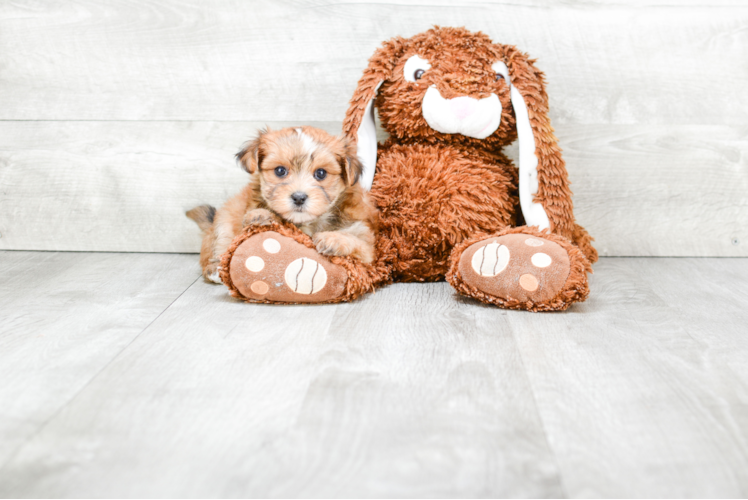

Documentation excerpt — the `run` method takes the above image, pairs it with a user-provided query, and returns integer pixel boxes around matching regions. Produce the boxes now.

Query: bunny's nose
[449,96,478,120]
[291,192,308,206]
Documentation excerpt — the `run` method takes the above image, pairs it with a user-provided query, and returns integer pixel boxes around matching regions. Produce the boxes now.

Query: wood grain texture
[0,274,563,498]
[0,251,199,470]
[629,258,748,382]
[0,121,745,256]
[506,257,748,497]
[558,125,748,257]
[1,253,747,497]
[0,1,746,124]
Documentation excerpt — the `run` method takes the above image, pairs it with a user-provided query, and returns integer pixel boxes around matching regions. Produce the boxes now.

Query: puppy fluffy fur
[187,126,378,283]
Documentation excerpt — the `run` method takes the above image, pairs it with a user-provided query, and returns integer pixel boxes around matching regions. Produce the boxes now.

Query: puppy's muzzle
[422,85,502,139]
[291,191,308,207]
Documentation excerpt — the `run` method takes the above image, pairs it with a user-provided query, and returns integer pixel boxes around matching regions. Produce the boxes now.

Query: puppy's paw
[243,208,274,227]
[313,231,355,258]
[203,263,222,284]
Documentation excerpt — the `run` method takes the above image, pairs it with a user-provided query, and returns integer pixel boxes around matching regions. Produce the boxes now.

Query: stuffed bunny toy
[220,26,597,311]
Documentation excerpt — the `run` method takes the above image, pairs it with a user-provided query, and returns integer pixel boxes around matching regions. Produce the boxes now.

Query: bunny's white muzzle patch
[422,86,502,139]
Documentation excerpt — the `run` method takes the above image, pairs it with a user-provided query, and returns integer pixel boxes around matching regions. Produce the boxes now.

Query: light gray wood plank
[628,258,748,382]
[505,258,748,497]
[1,254,747,497]
[0,251,199,469]
[0,278,563,498]
[1,121,745,256]
[558,125,748,257]
[0,1,745,124]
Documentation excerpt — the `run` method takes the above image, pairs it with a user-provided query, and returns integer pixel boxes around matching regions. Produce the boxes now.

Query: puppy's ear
[236,129,268,174]
[493,46,575,240]
[342,37,407,190]
[337,138,365,186]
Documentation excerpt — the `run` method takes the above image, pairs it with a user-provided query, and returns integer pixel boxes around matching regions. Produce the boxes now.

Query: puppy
[187,126,378,283]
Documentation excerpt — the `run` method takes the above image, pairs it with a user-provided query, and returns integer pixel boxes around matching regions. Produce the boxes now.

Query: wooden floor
[0,251,747,498]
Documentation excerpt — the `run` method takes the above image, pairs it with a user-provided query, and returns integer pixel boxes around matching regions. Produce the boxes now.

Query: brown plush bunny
[220,26,597,311]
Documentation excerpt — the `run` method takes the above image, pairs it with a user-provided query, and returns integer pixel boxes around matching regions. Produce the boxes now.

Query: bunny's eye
[491,61,511,86]
[403,54,431,83]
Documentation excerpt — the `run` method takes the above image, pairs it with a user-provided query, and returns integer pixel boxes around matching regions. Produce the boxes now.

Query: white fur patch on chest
[421,86,502,140]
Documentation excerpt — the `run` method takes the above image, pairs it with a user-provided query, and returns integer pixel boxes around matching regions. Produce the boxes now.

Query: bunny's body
[370,140,518,282]
[221,27,597,311]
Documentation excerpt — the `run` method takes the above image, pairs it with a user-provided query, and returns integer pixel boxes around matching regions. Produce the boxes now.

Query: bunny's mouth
[421,86,502,139]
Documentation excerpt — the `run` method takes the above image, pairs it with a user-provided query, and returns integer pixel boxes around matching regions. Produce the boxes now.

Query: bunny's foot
[447,227,591,312]
[220,223,381,304]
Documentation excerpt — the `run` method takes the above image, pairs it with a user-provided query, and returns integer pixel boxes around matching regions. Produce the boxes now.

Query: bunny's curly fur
[341,26,597,309]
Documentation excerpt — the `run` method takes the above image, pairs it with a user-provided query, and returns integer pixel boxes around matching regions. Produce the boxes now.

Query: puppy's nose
[291,192,308,207]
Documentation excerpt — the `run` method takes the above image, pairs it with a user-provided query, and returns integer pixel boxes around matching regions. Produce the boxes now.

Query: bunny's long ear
[342,38,406,190]
[493,49,576,240]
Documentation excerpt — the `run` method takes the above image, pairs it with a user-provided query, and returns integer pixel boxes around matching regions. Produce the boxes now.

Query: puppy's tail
[186,205,216,232]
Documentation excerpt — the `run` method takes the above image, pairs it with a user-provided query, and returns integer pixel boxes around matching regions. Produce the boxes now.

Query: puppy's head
[237,127,363,224]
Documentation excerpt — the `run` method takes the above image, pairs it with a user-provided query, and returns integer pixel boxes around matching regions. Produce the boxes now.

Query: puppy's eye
[274,166,288,177]
[313,168,327,181]
[495,73,505,81]
[414,69,425,80]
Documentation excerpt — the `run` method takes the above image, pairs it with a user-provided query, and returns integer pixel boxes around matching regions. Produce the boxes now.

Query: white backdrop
[0,0,746,256]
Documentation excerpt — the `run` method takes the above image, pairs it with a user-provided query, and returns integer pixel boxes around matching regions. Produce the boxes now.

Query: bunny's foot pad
[220,223,382,304]
[447,227,591,312]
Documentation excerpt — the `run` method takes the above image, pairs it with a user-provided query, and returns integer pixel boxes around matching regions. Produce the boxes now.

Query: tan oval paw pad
[250,281,269,295]
[263,238,281,253]
[531,252,552,268]
[245,256,265,272]
[519,274,539,291]
[525,238,545,247]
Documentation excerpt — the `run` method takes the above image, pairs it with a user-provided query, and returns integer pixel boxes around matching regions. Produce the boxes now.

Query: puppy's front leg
[205,215,238,284]
[204,209,277,284]
[313,222,376,264]
[243,208,277,227]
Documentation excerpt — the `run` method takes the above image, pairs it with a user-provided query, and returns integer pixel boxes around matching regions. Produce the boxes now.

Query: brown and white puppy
[187,126,378,283]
